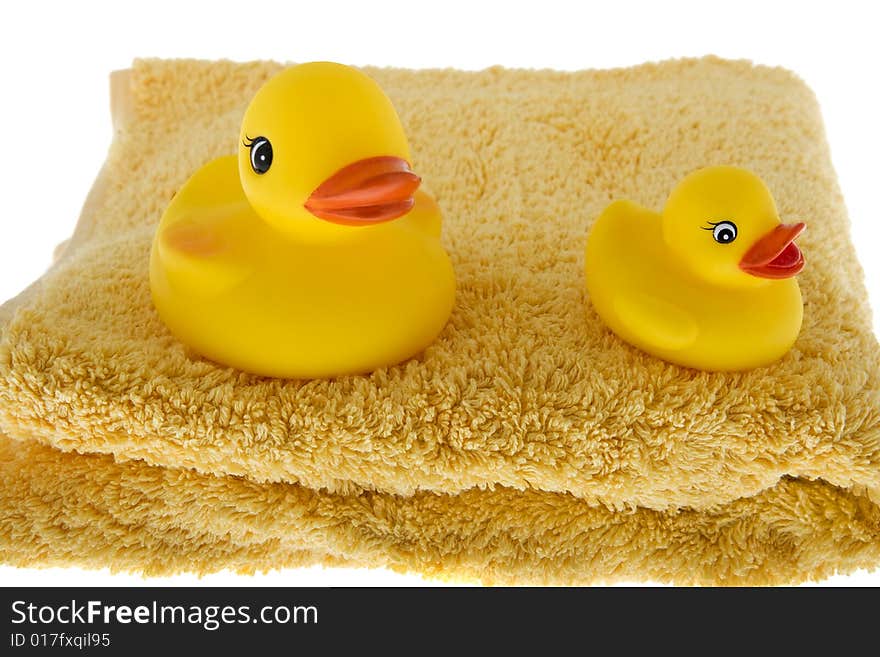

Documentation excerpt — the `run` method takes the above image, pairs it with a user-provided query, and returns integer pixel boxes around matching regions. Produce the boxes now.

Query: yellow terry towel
[1,58,879,584]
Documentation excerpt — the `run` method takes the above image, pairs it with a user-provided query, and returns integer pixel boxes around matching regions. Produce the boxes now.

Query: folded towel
[1,58,878,584]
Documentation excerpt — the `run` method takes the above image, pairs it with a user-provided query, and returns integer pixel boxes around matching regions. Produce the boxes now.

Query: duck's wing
[613,293,699,352]
[153,156,258,296]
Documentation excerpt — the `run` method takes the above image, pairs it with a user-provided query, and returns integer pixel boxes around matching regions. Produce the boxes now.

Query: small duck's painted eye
[706,220,737,244]
[245,136,273,174]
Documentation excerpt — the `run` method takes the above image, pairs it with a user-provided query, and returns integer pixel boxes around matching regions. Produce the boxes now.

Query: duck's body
[150,63,455,378]
[586,200,802,370]
[151,156,453,378]
[585,167,806,371]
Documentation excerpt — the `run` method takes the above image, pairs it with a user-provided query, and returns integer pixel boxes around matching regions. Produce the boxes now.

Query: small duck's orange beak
[304,156,420,226]
[739,222,806,279]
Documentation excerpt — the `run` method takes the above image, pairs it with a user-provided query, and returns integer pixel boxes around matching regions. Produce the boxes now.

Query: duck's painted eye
[708,221,737,244]
[247,136,273,174]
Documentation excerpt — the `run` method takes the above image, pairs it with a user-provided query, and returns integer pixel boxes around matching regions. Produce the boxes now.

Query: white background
[0,0,877,586]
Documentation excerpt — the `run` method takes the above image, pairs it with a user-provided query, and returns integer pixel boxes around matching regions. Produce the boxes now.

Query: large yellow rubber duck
[585,166,805,371]
[150,62,455,378]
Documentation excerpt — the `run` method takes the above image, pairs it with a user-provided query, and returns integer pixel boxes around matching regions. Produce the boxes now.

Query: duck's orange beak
[739,222,806,279]
[304,156,420,226]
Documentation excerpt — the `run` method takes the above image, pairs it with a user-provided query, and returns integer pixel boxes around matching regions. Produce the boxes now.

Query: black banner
[0,586,872,653]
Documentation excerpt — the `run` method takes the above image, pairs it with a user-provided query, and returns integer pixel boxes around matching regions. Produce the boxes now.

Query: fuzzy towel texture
[1,58,879,585]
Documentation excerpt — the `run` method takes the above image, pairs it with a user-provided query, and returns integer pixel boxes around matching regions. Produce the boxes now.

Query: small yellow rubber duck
[585,166,805,371]
[150,62,455,378]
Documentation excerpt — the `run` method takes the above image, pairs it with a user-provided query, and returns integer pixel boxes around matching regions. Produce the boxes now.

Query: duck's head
[661,166,805,288]
[238,62,418,242]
